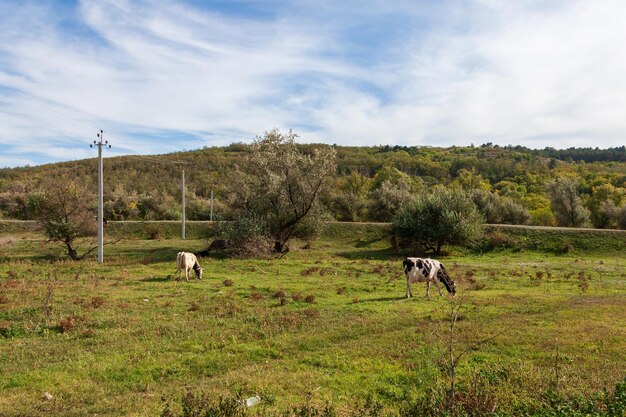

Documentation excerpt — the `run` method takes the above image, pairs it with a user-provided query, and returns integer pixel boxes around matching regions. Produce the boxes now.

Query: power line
[90,129,111,264]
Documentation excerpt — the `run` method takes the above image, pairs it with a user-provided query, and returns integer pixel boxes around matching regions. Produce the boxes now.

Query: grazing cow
[403,257,456,299]
[176,252,204,281]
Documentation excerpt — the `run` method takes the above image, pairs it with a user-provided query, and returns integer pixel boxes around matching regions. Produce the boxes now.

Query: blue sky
[1,0,625,167]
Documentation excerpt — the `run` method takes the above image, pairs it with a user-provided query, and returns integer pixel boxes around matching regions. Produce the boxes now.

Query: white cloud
[0,0,625,167]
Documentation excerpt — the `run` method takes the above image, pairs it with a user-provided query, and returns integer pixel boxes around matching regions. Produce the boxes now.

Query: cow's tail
[176,252,183,270]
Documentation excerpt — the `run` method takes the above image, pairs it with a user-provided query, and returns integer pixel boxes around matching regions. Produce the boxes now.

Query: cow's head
[402,258,415,273]
[437,269,456,295]
[447,279,457,296]
[193,264,204,279]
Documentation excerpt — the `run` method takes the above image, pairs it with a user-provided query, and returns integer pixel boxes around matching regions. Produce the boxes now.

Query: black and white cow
[403,257,456,298]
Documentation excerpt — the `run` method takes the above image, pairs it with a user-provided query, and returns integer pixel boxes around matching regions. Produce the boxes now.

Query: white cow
[403,257,456,298]
[176,252,204,281]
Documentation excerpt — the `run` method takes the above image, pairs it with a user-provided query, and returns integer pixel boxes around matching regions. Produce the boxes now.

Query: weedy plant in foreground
[430,294,506,415]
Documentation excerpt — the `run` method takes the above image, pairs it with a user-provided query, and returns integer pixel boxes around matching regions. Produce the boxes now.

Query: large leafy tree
[368,166,424,222]
[230,129,336,253]
[546,176,590,227]
[326,172,370,222]
[471,189,530,225]
[391,188,484,255]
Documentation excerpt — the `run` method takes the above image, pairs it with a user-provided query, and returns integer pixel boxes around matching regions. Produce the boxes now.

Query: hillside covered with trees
[1,142,625,229]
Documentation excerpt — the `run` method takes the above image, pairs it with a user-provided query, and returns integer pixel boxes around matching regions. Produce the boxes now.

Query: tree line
[1,133,625,232]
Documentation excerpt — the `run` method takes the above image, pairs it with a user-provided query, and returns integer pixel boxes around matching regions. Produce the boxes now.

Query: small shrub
[80,329,95,338]
[300,267,319,276]
[286,401,336,417]
[466,278,486,291]
[250,291,264,301]
[0,294,8,304]
[161,391,246,417]
[212,216,274,258]
[188,301,200,312]
[303,308,320,318]
[371,265,385,275]
[560,242,574,254]
[145,224,163,240]
[304,295,315,304]
[276,312,302,329]
[350,395,383,417]
[89,297,105,309]
[6,270,17,279]
[577,271,590,293]
[291,292,303,302]
[484,230,519,250]
[223,279,234,287]
[273,289,287,299]
[336,287,345,295]
[58,315,82,333]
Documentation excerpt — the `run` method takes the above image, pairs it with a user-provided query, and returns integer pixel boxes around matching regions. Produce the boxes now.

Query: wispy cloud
[0,0,625,167]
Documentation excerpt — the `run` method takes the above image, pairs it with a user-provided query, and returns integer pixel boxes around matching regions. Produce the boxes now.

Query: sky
[1,0,625,167]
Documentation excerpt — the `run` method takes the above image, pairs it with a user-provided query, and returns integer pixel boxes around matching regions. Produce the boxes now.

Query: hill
[0,144,625,227]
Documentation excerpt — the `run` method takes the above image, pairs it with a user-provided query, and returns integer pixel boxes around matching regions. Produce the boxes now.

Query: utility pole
[181,169,186,240]
[90,129,110,264]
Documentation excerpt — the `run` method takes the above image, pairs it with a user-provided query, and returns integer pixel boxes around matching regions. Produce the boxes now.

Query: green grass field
[0,226,625,416]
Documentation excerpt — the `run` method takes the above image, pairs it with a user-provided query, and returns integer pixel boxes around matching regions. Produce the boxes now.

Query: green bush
[210,216,274,258]
[391,189,484,254]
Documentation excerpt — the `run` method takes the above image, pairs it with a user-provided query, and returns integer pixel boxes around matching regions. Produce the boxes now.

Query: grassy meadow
[0,224,625,416]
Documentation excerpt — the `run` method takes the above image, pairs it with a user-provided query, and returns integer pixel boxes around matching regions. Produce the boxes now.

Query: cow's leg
[426,281,431,299]
[434,279,443,296]
[177,267,182,281]
[406,278,413,298]
[185,267,190,281]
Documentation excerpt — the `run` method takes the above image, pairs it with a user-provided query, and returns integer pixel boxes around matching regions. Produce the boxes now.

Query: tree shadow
[194,250,229,260]
[336,247,404,260]
[111,247,178,263]
[353,237,387,248]
[27,254,62,261]
[140,276,172,282]
[356,295,408,303]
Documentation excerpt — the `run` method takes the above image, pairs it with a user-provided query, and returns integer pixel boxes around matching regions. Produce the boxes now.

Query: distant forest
[1,144,625,229]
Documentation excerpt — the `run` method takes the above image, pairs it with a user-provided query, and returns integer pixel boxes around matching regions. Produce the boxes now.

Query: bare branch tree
[432,294,506,412]
[35,176,98,260]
